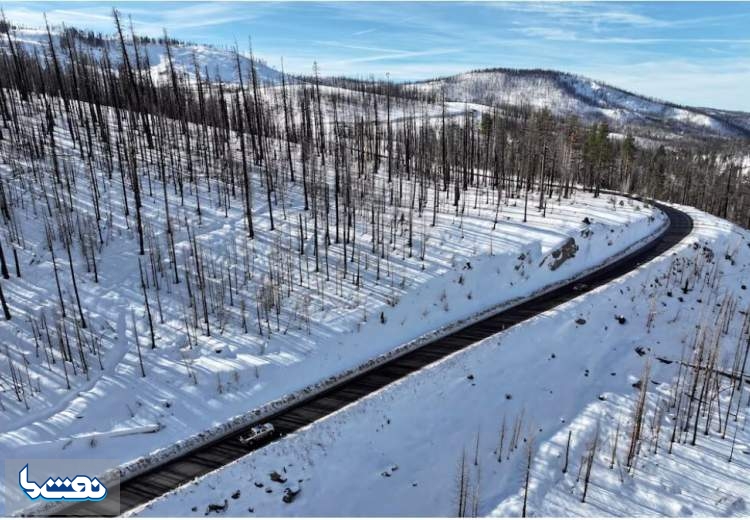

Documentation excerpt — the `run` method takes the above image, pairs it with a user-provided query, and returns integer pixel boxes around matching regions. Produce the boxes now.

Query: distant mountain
[2,27,283,85]
[410,68,750,141]
[4,26,748,141]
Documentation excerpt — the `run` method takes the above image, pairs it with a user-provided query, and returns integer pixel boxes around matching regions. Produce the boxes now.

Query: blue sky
[3,1,750,111]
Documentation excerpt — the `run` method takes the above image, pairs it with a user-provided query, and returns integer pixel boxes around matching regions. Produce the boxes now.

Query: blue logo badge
[19,464,108,502]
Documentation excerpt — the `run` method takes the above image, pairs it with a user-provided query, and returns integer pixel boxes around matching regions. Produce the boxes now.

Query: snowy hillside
[2,27,282,85]
[4,27,750,141]
[134,204,750,518]
[412,69,750,140]
[0,91,663,515]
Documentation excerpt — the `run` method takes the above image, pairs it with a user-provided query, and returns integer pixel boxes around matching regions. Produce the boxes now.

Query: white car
[239,423,275,445]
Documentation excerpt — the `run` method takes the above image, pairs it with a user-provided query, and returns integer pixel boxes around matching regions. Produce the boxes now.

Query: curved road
[55,200,693,517]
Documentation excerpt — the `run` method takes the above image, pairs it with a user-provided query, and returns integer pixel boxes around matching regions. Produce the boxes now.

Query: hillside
[133,204,750,518]
[4,26,750,142]
[410,69,750,141]
[0,87,663,515]
[1,27,282,85]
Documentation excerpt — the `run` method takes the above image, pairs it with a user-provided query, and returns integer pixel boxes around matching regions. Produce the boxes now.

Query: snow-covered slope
[134,204,750,518]
[1,27,282,85]
[412,69,750,140]
[0,92,664,515]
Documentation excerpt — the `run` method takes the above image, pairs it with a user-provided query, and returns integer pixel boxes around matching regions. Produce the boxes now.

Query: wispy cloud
[352,28,376,36]
[2,5,115,31]
[494,2,670,29]
[335,47,461,65]
[513,26,750,45]
[513,27,578,41]
[2,1,279,36]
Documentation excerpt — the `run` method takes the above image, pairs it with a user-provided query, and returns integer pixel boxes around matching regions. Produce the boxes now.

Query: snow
[132,204,750,517]
[413,69,747,140]
[0,91,663,515]
[5,26,748,141]
[1,28,282,85]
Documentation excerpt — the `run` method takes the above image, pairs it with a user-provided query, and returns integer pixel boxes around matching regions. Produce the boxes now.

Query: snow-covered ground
[2,28,282,85]
[412,70,750,140]
[261,83,484,130]
[133,204,750,517]
[0,91,665,515]
[4,27,487,134]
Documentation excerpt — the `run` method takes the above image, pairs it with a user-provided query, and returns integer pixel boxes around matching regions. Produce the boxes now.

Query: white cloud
[3,5,115,32]
[2,2,275,37]
[513,26,578,41]
[512,25,750,45]
[493,2,670,29]
[352,28,376,36]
